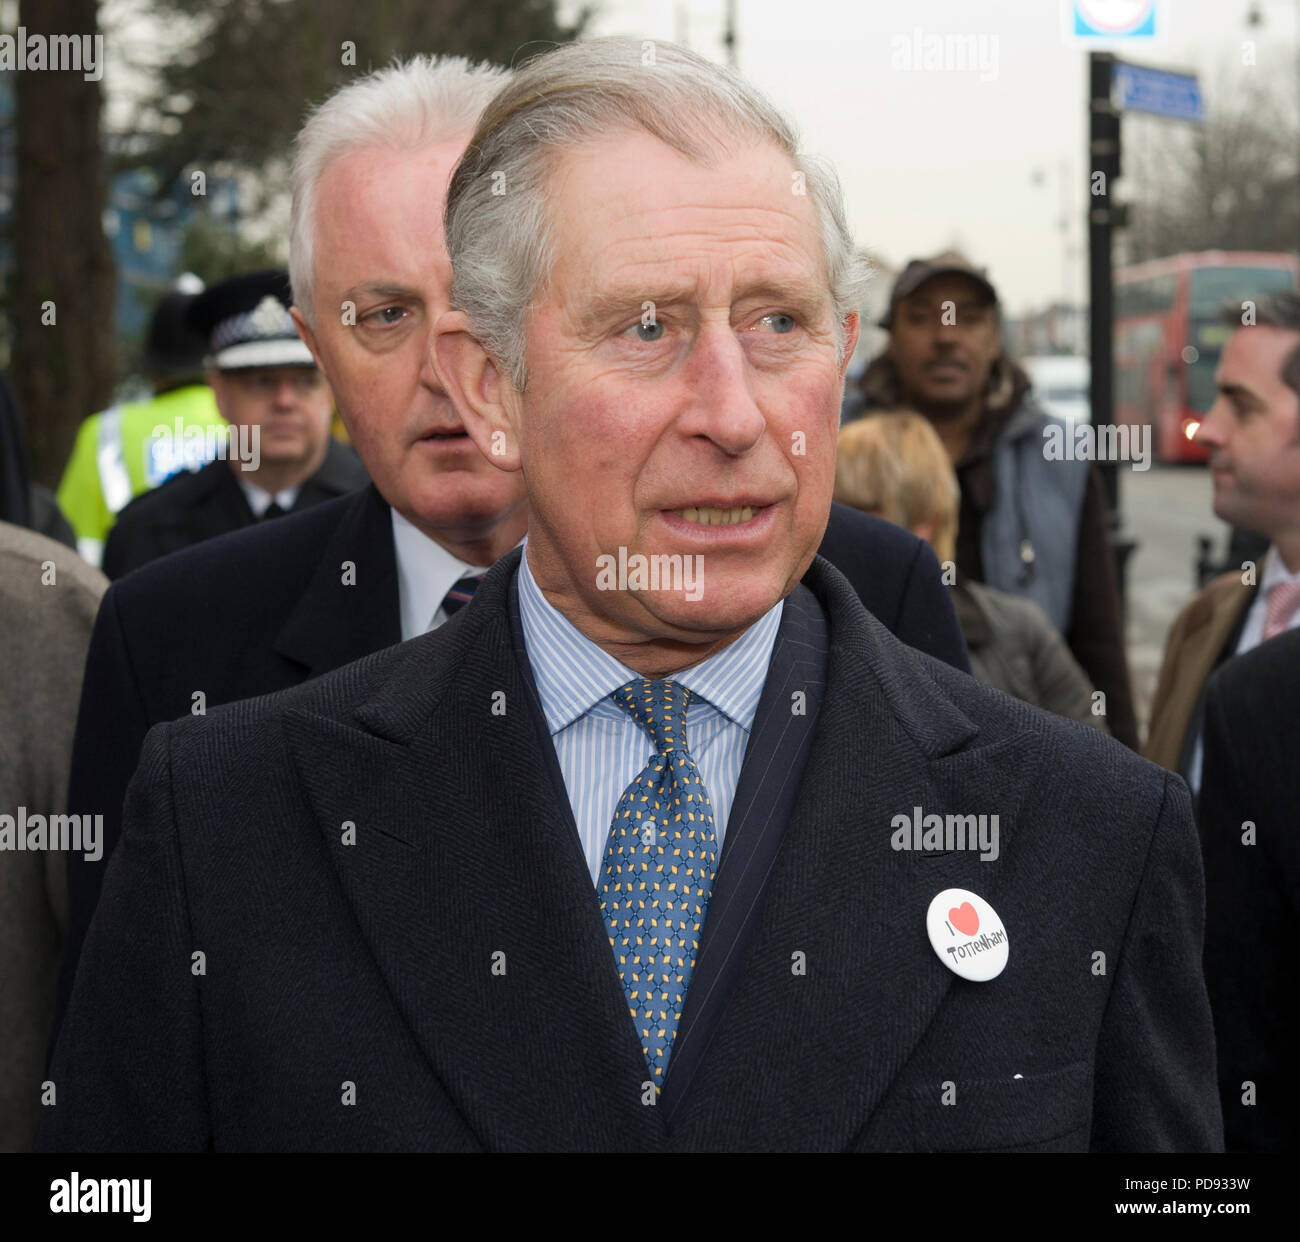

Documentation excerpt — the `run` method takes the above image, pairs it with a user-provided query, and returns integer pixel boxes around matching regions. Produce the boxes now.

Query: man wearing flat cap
[43,40,1219,1152]
[101,270,367,578]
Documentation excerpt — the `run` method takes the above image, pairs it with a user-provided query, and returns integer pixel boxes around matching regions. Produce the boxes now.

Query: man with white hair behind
[44,39,1215,1152]
[54,54,528,1039]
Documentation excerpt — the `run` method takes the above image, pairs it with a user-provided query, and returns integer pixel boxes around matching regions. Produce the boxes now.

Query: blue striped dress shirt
[516,549,783,885]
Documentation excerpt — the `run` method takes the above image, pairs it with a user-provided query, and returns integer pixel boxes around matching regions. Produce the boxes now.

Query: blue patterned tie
[601,678,719,1090]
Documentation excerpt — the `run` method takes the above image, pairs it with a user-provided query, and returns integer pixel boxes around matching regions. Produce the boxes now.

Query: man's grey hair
[289,54,511,321]
[444,38,871,391]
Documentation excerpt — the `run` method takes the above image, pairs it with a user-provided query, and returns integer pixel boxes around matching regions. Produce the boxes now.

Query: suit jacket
[1199,627,1300,1153]
[101,439,368,579]
[0,524,105,1151]
[1144,568,1258,774]
[42,548,1220,1151]
[54,490,968,1040]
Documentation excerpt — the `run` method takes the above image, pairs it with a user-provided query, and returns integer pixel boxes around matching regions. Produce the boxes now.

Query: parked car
[1023,354,1090,424]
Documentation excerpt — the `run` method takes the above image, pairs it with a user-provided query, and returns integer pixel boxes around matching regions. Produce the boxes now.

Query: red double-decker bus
[1114,251,1300,464]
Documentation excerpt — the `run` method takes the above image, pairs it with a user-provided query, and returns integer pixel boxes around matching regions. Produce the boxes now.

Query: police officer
[102,270,367,578]
[56,283,228,567]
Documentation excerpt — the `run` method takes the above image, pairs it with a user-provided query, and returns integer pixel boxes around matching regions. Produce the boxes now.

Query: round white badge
[926,888,1009,982]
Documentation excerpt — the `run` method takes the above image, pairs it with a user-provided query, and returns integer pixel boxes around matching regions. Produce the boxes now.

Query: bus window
[1189,266,1295,317]
[1148,274,1176,312]
[1187,349,1220,414]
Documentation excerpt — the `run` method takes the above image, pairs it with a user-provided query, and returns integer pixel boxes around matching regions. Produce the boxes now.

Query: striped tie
[600,678,718,1090]
[441,574,482,618]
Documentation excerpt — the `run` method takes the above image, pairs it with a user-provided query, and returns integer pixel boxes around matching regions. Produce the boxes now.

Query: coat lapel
[661,580,830,1123]
[281,549,666,1150]
[163,460,253,553]
[1174,573,1260,777]
[273,486,401,676]
[205,459,257,536]
[668,557,1030,1150]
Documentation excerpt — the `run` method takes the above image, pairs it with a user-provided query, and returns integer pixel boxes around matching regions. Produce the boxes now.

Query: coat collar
[272,485,400,676]
[345,547,979,757]
[1183,557,1265,639]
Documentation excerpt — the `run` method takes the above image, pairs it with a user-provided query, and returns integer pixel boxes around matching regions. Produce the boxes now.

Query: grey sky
[570,0,1300,314]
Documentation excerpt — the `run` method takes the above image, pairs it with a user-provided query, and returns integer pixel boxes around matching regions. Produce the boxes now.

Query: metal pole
[1089,52,1137,608]
[723,0,737,68]
[1089,53,1118,517]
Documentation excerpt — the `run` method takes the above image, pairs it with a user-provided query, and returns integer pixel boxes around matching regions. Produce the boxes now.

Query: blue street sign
[1113,61,1204,122]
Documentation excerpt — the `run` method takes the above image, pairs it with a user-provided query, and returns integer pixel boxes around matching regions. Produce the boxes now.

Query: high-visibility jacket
[56,384,226,566]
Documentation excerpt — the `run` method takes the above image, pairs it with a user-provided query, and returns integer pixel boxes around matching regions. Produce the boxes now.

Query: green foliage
[121,0,594,189]
[179,214,284,285]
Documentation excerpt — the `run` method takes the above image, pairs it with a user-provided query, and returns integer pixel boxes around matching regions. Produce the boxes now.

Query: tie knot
[612,678,693,754]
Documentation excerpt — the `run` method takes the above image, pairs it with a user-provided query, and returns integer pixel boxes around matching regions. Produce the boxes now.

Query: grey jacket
[856,355,1090,634]
[955,579,1105,731]
[980,399,1089,635]
[0,523,106,1150]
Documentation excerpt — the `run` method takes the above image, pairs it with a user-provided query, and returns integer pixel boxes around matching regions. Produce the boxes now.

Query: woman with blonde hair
[836,411,1106,731]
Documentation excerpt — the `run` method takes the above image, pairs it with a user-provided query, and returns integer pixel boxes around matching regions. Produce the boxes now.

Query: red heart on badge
[949,902,979,936]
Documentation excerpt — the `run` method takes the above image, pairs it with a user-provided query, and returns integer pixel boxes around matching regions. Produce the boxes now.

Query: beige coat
[1144,568,1258,772]
[0,523,105,1150]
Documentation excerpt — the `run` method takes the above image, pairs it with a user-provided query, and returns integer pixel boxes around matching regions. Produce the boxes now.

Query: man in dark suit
[44,40,1215,1151]
[1199,627,1300,1152]
[103,271,368,578]
[53,56,967,1044]
[1145,293,1300,787]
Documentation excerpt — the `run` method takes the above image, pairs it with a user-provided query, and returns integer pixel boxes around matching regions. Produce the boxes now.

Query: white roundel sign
[1076,0,1154,35]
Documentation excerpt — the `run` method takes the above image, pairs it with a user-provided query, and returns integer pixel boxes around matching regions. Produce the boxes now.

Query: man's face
[502,131,856,655]
[210,365,333,464]
[1195,325,1300,538]
[292,140,528,546]
[887,274,1001,414]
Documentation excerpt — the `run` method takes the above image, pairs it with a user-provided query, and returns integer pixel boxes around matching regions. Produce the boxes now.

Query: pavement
[1116,462,1229,738]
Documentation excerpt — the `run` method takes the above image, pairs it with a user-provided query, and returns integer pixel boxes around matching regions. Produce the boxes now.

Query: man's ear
[433,310,522,472]
[839,311,861,379]
[289,306,324,370]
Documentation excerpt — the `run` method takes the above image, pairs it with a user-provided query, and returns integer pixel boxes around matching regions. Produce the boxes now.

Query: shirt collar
[1262,545,1300,591]
[239,478,299,516]
[516,546,783,737]
[390,509,486,640]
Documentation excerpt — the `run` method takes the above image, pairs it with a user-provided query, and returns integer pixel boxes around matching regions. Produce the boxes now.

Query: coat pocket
[907,1060,1092,1152]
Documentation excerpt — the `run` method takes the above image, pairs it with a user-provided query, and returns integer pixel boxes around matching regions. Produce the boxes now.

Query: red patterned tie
[1263,580,1300,641]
